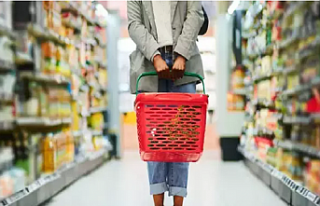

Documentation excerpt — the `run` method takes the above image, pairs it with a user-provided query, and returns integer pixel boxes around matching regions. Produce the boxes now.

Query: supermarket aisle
[46,151,286,206]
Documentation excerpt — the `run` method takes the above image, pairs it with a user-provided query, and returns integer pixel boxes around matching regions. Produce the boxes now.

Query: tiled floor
[46,150,286,206]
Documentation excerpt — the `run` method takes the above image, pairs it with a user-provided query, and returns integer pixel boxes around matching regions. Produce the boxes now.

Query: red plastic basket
[135,72,208,162]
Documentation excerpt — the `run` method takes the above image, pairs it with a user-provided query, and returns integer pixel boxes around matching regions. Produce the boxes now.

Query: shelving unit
[0,1,111,203]
[239,146,320,206]
[236,1,320,205]
[0,149,106,206]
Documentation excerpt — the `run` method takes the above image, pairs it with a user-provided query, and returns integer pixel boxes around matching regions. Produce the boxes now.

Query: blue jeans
[147,79,196,197]
[161,51,174,69]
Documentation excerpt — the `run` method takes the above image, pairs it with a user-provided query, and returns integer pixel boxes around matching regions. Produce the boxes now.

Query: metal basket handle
[136,71,206,95]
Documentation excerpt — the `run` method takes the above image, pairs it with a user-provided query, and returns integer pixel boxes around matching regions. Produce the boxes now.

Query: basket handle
[136,71,206,95]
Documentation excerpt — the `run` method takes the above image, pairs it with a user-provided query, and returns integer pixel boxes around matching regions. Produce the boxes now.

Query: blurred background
[0,1,319,206]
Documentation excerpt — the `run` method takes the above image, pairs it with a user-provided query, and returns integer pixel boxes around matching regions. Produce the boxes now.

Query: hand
[153,55,170,79]
[172,55,186,80]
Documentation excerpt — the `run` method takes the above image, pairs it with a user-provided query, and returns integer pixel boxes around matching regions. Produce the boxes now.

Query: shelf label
[314,196,320,206]
[307,191,317,202]
[7,189,28,203]
[27,181,40,192]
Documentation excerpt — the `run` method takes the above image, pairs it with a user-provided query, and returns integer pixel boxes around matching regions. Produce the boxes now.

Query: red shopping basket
[135,72,208,162]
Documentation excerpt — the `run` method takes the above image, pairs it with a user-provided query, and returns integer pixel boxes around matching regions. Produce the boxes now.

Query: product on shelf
[0,1,110,202]
[305,160,320,195]
[240,1,320,199]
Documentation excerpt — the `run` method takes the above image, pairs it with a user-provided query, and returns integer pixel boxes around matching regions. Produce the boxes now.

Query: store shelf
[15,52,33,65]
[280,77,320,98]
[83,38,97,46]
[16,117,72,127]
[20,73,71,85]
[80,84,90,93]
[239,2,320,206]
[253,126,274,136]
[0,93,14,103]
[252,73,273,83]
[238,146,320,206]
[0,59,15,71]
[274,139,320,159]
[297,36,320,61]
[103,122,108,129]
[80,110,90,117]
[282,65,299,75]
[231,88,248,96]
[282,114,320,125]
[61,19,81,31]
[282,2,308,22]
[27,24,73,47]
[62,2,99,27]
[91,130,103,136]
[0,4,110,203]
[283,115,311,124]
[0,121,15,131]
[72,130,83,137]
[0,25,16,39]
[0,149,107,206]
[88,81,107,92]
[252,99,275,110]
[279,30,300,50]
[89,106,107,114]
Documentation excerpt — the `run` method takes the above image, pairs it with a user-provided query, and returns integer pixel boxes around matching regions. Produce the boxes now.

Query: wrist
[153,54,162,65]
[154,54,161,61]
[175,53,186,61]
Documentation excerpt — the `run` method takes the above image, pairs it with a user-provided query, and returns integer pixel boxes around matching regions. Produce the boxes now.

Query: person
[127,1,204,206]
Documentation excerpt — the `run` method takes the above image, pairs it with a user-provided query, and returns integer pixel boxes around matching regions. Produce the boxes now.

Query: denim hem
[168,186,187,197]
[150,182,168,195]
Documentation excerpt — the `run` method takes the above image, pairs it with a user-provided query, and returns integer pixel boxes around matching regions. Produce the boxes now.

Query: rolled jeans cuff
[169,187,188,197]
[150,182,168,195]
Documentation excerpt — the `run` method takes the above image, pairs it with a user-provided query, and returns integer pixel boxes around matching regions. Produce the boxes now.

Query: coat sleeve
[174,1,204,60]
[127,1,160,61]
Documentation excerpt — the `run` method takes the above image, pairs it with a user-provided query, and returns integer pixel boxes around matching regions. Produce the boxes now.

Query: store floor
[46,150,286,206]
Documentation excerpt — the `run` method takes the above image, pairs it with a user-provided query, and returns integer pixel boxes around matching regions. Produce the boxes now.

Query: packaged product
[42,133,56,173]
[8,168,26,193]
[0,173,13,199]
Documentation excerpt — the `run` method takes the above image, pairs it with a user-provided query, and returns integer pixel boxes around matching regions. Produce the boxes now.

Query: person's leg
[147,162,168,206]
[167,82,196,206]
[174,196,184,206]
[147,78,170,206]
[167,162,189,206]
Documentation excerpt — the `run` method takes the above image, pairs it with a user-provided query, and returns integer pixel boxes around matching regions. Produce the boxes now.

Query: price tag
[66,162,75,169]
[296,186,305,195]
[27,181,40,192]
[289,180,297,191]
[313,196,320,206]
[51,173,60,181]
[306,191,317,202]
[277,171,284,179]
[271,169,280,178]
[8,189,27,203]
[265,164,274,173]
[317,151,320,158]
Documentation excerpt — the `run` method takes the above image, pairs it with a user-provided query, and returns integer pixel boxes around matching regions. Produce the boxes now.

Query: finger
[179,70,184,79]
[174,69,180,81]
[178,65,184,79]
[162,69,168,79]
[159,67,164,79]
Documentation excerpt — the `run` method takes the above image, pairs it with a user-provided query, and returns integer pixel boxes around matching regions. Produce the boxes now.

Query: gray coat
[127,1,204,93]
